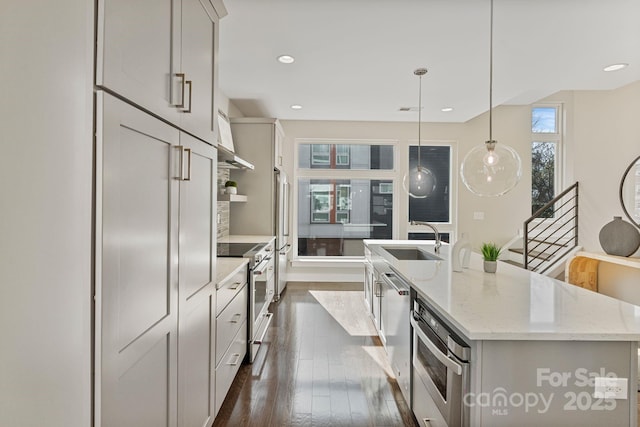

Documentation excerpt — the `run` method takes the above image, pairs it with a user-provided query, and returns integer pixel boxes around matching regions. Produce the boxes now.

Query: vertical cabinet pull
[173,73,186,108]
[172,73,192,113]
[183,80,192,113]
[176,145,185,180]
[184,148,191,181]
[175,146,191,181]
[422,419,432,427]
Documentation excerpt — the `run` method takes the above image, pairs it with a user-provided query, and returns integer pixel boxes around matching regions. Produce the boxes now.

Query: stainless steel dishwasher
[380,270,411,404]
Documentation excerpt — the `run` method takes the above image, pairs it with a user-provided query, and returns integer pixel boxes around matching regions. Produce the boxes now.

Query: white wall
[0,1,93,426]
[570,81,640,255]
[275,81,640,281]
[457,105,533,248]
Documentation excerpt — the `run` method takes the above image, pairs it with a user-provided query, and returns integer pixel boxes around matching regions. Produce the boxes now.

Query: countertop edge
[216,258,250,284]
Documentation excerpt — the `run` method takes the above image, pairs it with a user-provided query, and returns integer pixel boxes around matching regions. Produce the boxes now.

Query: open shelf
[218,194,247,202]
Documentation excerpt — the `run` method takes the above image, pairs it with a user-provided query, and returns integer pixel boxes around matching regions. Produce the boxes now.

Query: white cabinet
[97,92,180,427]
[97,0,220,143]
[214,265,249,416]
[176,0,217,142]
[177,132,217,427]
[97,92,217,427]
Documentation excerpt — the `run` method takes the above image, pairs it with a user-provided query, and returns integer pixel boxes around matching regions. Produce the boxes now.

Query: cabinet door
[97,92,180,427]
[97,0,180,124]
[178,0,216,143]
[177,132,217,427]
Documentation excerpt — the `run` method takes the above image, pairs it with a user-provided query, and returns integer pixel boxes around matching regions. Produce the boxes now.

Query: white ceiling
[218,0,640,123]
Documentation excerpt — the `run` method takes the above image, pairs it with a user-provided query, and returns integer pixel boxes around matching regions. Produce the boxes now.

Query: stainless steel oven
[217,239,276,362]
[411,298,470,427]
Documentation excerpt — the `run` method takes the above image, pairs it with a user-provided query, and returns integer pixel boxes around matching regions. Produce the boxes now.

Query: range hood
[217,110,255,170]
[217,145,254,170]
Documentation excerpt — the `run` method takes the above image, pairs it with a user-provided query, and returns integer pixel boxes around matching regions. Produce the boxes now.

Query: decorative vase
[483,260,497,273]
[598,216,640,257]
[225,186,237,195]
[452,235,472,272]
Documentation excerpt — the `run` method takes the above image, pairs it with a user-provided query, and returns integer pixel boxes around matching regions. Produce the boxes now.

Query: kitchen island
[364,239,640,427]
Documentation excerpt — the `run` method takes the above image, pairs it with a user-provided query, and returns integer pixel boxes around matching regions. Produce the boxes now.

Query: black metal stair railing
[523,182,579,273]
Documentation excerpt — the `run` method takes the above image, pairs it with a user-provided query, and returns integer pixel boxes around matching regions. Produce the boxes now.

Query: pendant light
[403,68,436,199]
[460,0,522,197]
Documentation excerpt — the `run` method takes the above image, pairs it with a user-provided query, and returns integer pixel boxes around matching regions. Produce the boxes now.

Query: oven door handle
[410,314,463,376]
[253,257,272,275]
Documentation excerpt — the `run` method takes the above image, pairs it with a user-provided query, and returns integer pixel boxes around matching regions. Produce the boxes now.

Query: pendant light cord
[418,72,422,167]
[489,0,494,142]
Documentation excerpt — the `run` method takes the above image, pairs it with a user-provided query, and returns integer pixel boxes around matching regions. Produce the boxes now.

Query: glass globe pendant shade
[403,165,436,199]
[460,140,522,197]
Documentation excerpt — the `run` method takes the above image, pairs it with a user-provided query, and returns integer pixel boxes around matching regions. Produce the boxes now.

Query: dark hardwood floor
[214,282,418,427]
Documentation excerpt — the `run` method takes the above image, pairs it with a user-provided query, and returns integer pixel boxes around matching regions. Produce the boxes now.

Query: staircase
[506,182,581,276]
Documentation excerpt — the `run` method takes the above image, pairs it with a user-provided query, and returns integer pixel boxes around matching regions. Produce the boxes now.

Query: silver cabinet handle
[422,418,432,427]
[183,147,191,181]
[175,145,184,180]
[183,80,192,113]
[374,281,383,297]
[227,353,241,366]
[173,73,186,108]
[253,312,273,344]
[230,313,242,324]
[381,272,409,296]
[229,281,242,290]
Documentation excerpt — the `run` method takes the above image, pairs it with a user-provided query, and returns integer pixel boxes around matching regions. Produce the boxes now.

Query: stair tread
[503,260,524,268]
[507,248,556,261]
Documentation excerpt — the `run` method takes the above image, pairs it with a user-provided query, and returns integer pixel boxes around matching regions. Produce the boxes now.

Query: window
[297,141,395,257]
[299,143,393,170]
[408,145,451,223]
[531,105,562,216]
[336,145,350,166]
[311,144,330,166]
[310,183,331,223]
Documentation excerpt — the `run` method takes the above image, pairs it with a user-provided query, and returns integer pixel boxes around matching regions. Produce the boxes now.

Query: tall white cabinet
[96,1,225,426]
[97,0,219,143]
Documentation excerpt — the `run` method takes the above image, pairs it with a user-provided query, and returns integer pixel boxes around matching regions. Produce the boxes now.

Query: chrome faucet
[410,220,441,254]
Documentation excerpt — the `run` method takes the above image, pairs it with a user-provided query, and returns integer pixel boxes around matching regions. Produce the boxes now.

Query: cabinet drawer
[413,372,447,427]
[215,283,248,366]
[215,321,247,416]
[216,267,247,314]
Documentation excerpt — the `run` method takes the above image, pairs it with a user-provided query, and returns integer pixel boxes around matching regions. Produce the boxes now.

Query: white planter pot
[225,186,237,195]
[483,260,497,273]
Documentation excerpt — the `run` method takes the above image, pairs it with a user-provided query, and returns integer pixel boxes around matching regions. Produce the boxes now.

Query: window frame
[530,103,564,220]
[406,141,457,239]
[295,139,399,260]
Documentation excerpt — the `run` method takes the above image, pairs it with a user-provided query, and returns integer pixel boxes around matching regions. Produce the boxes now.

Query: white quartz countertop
[365,239,640,341]
[216,258,249,284]
[217,234,275,244]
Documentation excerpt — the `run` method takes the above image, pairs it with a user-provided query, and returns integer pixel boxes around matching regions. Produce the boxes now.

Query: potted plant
[481,242,502,273]
[224,180,238,195]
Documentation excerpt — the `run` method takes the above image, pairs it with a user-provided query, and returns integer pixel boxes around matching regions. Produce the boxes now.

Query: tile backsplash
[217,168,230,239]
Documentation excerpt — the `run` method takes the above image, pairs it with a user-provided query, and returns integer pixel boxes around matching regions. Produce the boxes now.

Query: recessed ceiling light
[441,107,454,112]
[603,63,628,72]
[277,55,295,64]
[290,104,302,110]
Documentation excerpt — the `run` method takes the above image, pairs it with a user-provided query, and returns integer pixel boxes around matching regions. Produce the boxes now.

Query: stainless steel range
[217,240,275,362]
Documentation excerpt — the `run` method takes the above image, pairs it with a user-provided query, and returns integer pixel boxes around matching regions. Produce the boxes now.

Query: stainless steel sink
[382,246,442,261]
